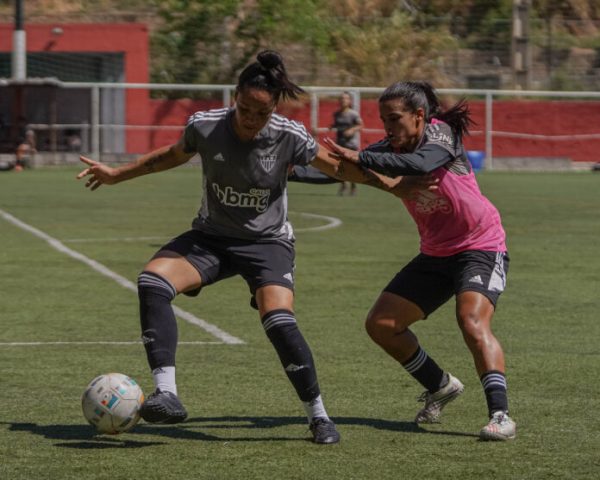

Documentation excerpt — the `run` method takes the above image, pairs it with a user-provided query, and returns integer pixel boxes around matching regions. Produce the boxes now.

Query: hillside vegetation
[2,0,599,88]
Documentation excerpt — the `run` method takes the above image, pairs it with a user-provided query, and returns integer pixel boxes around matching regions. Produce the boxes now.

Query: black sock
[402,346,446,393]
[262,309,320,402]
[138,271,178,370]
[480,370,509,416]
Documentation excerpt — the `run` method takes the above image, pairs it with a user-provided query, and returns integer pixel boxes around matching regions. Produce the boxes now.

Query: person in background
[330,92,363,196]
[325,81,516,441]
[15,129,37,171]
[66,130,83,152]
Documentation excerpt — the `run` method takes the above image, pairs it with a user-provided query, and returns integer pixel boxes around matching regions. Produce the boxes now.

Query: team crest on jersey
[259,154,277,172]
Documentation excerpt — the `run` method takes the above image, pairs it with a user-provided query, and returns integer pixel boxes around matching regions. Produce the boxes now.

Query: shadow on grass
[2,415,477,449]
[1,422,166,449]
[137,415,477,441]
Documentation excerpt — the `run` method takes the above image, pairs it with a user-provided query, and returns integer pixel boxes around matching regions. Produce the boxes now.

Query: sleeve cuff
[358,151,370,168]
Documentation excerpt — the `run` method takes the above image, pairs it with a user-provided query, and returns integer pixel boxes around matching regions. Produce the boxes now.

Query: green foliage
[149,0,331,86]
[147,0,460,88]
[329,10,457,86]
[150,0,240,85]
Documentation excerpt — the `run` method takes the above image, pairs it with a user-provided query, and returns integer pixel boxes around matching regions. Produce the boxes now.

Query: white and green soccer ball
[82,373,144,434]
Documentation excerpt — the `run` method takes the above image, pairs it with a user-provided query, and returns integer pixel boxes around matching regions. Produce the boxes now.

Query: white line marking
[0,208,244,345]
[291,212,343,232]
[0,341,224,346]
[63,236,169,243]
[60,212,343,243]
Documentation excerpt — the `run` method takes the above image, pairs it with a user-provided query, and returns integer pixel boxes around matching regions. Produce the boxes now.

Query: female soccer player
[325,81,516,441]
[76,51,425,444]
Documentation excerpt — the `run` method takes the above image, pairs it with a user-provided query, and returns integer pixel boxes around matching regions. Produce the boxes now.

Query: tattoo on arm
[144,152,169,172]
[362,173,388,191]
[332,158,393,192]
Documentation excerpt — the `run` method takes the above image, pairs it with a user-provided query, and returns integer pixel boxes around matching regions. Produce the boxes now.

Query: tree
[326,3,458,86]
[149,0,331,86]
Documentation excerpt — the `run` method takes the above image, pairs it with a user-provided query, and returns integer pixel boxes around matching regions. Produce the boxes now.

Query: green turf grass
[1,167,599,479]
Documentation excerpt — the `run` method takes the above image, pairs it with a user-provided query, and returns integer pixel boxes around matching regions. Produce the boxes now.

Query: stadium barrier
[2,81,600,170]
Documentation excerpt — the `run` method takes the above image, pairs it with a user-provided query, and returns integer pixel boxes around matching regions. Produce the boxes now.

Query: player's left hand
[323,138,360,164]
[76,156,120,190]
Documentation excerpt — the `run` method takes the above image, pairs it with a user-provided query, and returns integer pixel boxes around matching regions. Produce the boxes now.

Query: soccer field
[1,167,599,479]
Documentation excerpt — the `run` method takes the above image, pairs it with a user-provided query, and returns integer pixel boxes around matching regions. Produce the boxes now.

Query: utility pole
[512,0,531,89]
[12,0,26,79]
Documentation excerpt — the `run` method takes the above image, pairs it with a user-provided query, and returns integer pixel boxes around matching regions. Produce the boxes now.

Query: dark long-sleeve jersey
[358,121,468,176]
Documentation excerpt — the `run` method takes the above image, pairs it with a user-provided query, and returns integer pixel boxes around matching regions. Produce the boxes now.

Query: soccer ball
[81,373,144,434]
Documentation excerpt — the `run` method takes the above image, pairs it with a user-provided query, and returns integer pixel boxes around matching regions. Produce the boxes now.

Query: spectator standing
[331,92,362,195]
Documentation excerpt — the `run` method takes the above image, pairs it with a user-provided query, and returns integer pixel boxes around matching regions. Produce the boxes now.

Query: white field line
[294,212,342,232]
[0,208,244,345]
[0,341,223,346]
[63,235,169,243]
[61,212,343,243]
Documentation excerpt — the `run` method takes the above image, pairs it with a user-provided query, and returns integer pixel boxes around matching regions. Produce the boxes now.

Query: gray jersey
[182,107,318,241]
[332,108,361,150]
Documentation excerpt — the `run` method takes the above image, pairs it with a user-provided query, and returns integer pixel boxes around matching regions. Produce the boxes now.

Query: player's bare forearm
[77,138,194,190]
[337,160,398,192]
[316,140,438,198]
[115,143,191,182]
[312,145,396,193]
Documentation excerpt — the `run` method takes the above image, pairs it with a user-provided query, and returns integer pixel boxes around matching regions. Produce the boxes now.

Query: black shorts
[384,250,509,317]
[158,230,295,303]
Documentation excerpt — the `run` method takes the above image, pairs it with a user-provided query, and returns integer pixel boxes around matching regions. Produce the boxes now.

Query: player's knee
[137,271,177,303]
[364,314,381,342]
[457,310,491,348]
[365,310,405,344]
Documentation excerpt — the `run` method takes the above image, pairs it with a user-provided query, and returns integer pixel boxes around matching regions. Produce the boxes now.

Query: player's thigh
[455,290,495,336]
[232,240,296,314]
[367,292,425,332]
[381,253,455,322]
[255,284,294,317]
[143,230,227,294]
[144,254,202,294]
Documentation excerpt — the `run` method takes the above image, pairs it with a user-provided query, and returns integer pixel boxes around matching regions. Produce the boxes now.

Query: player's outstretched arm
[312,141,436,199]
[312,142,397,192]
[76,137,194,191]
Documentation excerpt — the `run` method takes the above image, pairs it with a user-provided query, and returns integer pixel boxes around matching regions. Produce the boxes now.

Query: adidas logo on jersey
[283,272,293,283]
[213,153,225,162]
[468,275,484,285]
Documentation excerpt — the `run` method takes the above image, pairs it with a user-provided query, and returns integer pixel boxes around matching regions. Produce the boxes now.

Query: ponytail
[379,81,473,138]
[237,50,304,103]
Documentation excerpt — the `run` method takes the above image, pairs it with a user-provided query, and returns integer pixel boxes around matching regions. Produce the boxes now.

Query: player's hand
[76,156,119,190]
[390,174,439,199]
[323,137,360,164]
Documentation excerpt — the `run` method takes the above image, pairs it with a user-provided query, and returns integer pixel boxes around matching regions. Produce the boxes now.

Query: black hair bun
[257,50,283,69]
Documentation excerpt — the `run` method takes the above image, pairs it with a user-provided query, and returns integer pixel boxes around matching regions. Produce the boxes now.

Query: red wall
[0,23,150,152]
[464,100,600,162]
[148,98,600,163]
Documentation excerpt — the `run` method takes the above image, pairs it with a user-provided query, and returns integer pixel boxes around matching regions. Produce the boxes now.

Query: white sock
[303,395,329,423]
[152,366,177,395]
